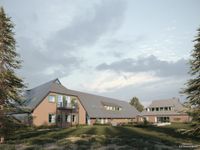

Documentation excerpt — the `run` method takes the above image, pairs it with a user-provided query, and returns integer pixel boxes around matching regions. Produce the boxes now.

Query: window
[169,107,172,111]
[57,115,61,122]
[49,114,56,123]
[66,96,71,107]
[48,95,55,103]
[72,115,76,122]
[157,117,170,123]
[164,107,168,111]
[105,118,108,123]
[160,107,163,111]
[104,105,122,111]
[57,95,63,107]
[101,118,104,124]
[65,115,71,122]
[156,107,159,111]
[151,108,155,111]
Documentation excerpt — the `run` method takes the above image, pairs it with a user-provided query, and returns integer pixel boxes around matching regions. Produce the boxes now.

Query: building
[140,98,191,123]
[18,79,139,127]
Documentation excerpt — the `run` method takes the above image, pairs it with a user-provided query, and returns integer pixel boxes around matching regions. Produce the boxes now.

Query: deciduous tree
[129,97,144,112]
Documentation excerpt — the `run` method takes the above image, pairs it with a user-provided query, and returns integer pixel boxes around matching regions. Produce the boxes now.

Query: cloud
[100,76,187,106]
[82,71,160,92]
[96,55,189,77]
[3,0,127,88]
[17,37,82,87]
[46,0,127,53]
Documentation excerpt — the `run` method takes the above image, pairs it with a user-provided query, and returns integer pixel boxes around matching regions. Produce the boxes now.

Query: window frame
[48,95,56,103]
[49,114,56,123]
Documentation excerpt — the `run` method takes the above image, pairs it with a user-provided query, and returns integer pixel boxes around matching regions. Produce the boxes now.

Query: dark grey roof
[24,79,139,118]
[24,79,57,109]
[12,113,29,122]
[140,98,186,116]
[148,98,184,111]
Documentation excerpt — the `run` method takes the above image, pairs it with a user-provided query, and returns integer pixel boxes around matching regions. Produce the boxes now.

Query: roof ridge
[152,98,179,102]
[67,88,126,103]
[28,78,60,91]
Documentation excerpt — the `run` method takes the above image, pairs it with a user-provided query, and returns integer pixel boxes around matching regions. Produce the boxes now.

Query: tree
[129,97,144,112]
[0,7,25,141]
[183,27,200,136]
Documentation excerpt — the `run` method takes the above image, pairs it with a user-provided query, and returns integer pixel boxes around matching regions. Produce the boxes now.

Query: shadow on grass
[8,129,59,141]
[140,126,200,143]
[28,128,78,145]
[105,126,177,146]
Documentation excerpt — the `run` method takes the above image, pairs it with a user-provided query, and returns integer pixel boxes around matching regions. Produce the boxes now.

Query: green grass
[2,123,199,150]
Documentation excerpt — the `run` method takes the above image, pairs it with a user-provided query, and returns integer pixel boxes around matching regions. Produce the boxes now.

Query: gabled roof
[24,79,60,110]
[147,98,184,111]
[140,98,186,116]
[24,79,139,118]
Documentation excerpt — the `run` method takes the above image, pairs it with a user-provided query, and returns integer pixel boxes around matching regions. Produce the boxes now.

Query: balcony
[57,102,78,111]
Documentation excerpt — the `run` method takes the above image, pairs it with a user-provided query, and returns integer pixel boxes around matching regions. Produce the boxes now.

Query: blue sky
[1,0,200,106]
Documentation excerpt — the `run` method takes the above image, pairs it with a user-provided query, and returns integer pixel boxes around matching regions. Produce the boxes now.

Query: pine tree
[183,27,200,136]
[129,97,144,112]
[0,7,25,141]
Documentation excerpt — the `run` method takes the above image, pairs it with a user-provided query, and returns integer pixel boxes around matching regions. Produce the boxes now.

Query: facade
[140,98,191,123]
[20,79,139,127]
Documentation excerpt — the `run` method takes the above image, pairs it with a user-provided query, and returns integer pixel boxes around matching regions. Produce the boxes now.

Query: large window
[66,96,71,107]
[48,95,55,103]
[157,117,170,123]
[49,114,56,123]
[57,95,63,107]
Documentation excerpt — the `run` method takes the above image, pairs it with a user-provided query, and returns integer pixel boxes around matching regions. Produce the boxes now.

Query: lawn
[0,123,199,150]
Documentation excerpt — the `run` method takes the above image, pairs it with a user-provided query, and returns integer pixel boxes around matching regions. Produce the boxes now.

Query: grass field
[0,123,199,150]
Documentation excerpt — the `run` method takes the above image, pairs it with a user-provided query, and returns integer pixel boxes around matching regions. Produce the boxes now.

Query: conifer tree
[0,7,25,140]
[183,27,200,136]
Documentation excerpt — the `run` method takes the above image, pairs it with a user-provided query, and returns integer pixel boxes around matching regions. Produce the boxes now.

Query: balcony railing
[57,102,77,109]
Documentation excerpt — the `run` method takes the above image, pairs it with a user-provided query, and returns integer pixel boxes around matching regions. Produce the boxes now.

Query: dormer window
[102,101,122,111]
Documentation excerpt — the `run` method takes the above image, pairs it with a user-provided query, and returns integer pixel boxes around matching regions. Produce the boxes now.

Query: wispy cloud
[82,71,160,92]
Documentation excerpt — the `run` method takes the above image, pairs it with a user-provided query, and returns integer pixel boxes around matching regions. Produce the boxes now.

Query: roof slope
[24,79,139,118]
[141,98,186,116]
[148,98,184,111]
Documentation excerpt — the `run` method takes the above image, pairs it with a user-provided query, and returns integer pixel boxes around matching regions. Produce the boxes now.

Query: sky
[1,0,200,106]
